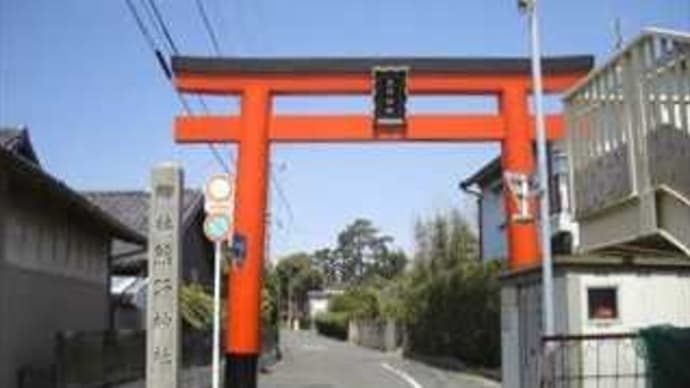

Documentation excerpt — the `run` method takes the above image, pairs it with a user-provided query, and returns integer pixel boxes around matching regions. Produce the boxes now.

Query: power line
[194,0,222,55]
[145,0,180,54]
[124,0,157,52]
[126,0,295,228]
[270,171,295,226]
[200,0,294,243]
[139,0,167,51]
[201,0,293,239]
[124,0,230,174]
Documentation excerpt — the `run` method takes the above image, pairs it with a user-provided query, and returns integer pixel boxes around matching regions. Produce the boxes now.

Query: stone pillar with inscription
[146,163,182,388]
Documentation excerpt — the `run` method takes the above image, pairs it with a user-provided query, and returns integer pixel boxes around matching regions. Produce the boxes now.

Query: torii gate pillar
[502,86,540,265]
[226,85,271,385]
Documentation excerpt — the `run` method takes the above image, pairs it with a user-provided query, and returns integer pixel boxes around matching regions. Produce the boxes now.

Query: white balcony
[565,28,690,256]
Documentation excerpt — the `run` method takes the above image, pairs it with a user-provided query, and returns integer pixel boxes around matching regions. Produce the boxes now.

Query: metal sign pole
[527,0,556,337]
[212,240,223,388]
[203,174,235,388]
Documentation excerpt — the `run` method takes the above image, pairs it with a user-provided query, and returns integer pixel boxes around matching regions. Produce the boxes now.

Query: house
[498,28,690,387]
[0,128,145,387]
[84,189,214,330]
[307,289,344,322]
[460,144,578,263]
[459,157,506,261]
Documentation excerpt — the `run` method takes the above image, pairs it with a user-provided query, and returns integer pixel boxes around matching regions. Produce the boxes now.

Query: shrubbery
[403,260,503,367]
[329,287,380,318]
[315,287,380,341]
[308,211,502,368]
[314,312,350,340]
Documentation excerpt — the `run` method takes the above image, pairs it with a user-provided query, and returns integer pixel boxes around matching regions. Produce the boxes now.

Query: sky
[1,0,688,260]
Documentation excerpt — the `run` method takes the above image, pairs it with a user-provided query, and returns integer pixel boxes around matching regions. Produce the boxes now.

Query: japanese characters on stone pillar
[146,163,183,388]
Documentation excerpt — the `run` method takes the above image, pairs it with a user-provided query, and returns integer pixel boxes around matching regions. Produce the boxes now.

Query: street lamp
[519,0,555,338]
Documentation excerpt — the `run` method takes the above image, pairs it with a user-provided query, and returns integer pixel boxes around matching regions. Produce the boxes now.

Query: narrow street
[259,330,500,388]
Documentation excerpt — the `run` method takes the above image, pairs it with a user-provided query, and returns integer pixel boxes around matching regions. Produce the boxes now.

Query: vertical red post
[226,85,270,387]
[501,86,540,269]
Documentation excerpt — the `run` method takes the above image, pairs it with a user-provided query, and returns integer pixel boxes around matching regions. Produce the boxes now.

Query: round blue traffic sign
[203,213,232,242]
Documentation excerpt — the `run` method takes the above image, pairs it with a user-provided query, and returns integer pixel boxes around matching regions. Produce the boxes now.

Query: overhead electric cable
[124,0,230,174]
[195,0,223,55]
[145,0,180,54]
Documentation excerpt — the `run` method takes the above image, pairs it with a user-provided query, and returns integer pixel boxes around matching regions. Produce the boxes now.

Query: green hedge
[404,262,502,367]
[314,312,349,341]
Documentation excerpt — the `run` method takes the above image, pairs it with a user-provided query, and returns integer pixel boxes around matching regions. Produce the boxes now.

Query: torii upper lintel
[171,54,593,386]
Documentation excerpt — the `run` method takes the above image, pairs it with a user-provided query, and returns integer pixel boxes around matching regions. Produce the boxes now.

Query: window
[588,287,618,320]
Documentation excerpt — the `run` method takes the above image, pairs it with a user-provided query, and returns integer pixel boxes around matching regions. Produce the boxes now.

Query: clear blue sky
[1,0,688,259]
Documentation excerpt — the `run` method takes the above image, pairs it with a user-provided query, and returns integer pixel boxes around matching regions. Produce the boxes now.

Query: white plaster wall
[309,297,330,319]
[575,271,690,333]
[573,271,690,388]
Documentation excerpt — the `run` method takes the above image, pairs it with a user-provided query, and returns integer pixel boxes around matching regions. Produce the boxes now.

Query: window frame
[586,285,620,325]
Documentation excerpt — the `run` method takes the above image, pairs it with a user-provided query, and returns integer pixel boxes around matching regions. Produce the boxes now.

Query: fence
[541,333,647,388]
[348,319,401,352]
[53,328,212,387]
[55,330,146,388]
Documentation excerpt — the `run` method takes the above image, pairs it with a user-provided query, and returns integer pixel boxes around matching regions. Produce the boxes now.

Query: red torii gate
[172,56,592,387]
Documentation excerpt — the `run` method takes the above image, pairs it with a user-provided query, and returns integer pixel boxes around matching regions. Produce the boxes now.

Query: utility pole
[518,0,555,337]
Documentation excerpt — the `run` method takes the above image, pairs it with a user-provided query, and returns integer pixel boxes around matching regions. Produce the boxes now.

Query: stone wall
[348,319,401,352]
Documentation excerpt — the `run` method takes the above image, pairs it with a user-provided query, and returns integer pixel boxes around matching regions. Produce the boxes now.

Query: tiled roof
[0,127,40,165]
[84,190,203,234]
[83,190,204,273]
[460,156,502,190]
[0,128,22,148]
[0,130,144,245]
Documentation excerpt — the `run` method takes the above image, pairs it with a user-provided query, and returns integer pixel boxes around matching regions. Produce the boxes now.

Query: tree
[313,248,339,285]
[333,218,404,284]
[414,209,479,273]
[404,208,501,367]
[275,252,323,322]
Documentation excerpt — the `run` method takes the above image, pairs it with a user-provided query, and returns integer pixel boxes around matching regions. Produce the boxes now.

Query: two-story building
[460,143,578,263]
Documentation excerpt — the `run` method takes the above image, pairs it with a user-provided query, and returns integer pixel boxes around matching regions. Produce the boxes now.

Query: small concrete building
[501,255,690,387]
[0,128,145,387]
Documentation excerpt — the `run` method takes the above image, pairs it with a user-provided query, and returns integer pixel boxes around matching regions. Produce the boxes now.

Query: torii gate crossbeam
[171,55,593,388]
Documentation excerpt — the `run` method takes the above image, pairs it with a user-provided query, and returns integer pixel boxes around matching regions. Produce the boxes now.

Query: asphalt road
[259,330,501,388]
